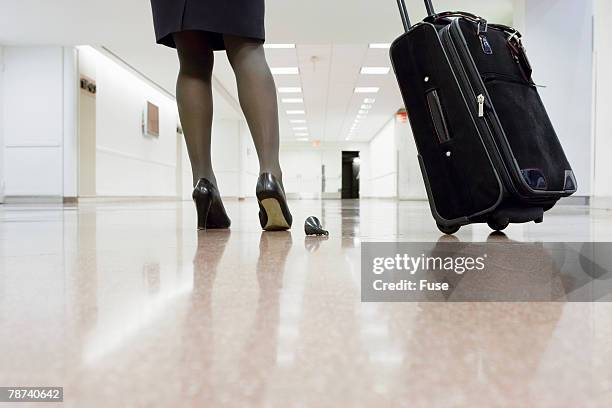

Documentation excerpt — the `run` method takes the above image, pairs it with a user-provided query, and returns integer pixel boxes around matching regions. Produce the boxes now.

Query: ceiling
[0,0,514,142]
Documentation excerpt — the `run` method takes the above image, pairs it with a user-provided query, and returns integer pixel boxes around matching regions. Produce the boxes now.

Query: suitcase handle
[396,0,436,32]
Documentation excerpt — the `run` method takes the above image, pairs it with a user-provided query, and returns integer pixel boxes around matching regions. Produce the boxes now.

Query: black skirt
[150,0,265,50]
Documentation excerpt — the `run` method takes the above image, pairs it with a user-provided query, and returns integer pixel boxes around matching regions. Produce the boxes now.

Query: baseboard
[3,196,64,204]
[559,196,590,206]
[590,197,612,210]
[398,197,428,202]
[322,192,341,200]
[78,196,180,203]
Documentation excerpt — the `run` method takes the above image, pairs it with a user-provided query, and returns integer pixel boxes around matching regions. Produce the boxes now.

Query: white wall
[63,48,78,198]
[210,119,241,197]
[77,46,255,200]
[239,123,259,198]
[518,0,594,197]
[593,0,612,197]
[395,115,427,200]
[280,141,368,199]
[0,46,4,202]
[365,118,397,198]
[78,46,179,197]
[281,148,324,199]
[1,46,75,197]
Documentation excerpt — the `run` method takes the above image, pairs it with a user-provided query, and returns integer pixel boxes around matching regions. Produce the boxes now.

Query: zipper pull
[477,19,493,55]
[480,36,493,55]
[477,94,485,117]
[477,19,488,36]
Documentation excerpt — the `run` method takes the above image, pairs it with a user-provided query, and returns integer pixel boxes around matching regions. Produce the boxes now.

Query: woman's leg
[174,31,216,187]
[224,35,283,181]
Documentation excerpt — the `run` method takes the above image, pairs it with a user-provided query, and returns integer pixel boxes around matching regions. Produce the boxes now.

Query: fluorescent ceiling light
[361,104,373,109]
[297,138,310,142]
[295,133,309,137]
[364,98,376,104]
[355,87,380,94]
[369,43,391,49]
[282,98,304,103]
[357,115,366,119]
[271,67,299,75]
[290,119,306,123]
[293,127,308,130]
[279,87,302,93]
[360,67,391,75]
[286,110,305,115]
[358,110,368,115]
[264,44,296,49]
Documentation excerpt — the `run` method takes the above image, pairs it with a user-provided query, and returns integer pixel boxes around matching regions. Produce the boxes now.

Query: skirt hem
[156,28,265,51]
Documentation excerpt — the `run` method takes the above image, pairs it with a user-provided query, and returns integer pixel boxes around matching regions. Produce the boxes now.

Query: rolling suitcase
[390,0,577,234]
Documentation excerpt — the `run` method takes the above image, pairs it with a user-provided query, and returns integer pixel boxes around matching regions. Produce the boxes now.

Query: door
[341,151,360,199]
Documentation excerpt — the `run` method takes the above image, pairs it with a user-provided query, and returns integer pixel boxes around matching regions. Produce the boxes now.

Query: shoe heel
[193,193,213,230]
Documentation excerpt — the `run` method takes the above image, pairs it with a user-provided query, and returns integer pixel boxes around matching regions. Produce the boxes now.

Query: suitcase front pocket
[426,89,451,144]
[484,76,572,193]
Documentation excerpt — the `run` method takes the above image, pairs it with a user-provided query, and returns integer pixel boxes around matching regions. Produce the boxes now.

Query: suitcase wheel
[487,217,510,232]
[437,223,460,235]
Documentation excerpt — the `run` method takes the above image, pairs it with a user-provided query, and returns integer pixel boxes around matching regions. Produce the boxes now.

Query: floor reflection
[1,199,610,407]
[181,230,293,406]
[238,232,292,405]
[304,236,329,253]
[420,233,612,301]
[341,200,360,248]
[181,230,231,405]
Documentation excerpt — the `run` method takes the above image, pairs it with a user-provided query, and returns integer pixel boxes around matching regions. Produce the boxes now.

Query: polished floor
[1,198,611,407]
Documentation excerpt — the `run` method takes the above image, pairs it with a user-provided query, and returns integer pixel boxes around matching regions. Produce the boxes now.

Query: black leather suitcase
[390,0,577,234]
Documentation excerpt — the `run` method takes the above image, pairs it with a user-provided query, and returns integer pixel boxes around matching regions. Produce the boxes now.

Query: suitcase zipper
[446,20,563,201]
[441,24,519,199]
[477,94,485,117]
[477,20,493,55]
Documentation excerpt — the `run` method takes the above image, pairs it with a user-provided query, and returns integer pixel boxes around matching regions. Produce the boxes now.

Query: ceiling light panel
[279,87,302,93]
[354,87,380,94]
[282,98,304,103]
[369,43,391,49]
[286,110,305,115]
[363,98,376,104]
[360,67,391,75]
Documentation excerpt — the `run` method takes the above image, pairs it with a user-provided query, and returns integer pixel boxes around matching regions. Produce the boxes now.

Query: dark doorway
[342,151,360,199]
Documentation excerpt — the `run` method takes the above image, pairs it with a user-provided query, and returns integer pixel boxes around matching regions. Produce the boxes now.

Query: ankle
[259,168,283,182]
[193,174,217,188]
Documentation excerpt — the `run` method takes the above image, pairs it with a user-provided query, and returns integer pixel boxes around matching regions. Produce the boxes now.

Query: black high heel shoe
[256,173,292,231]
[192,179,231,230]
